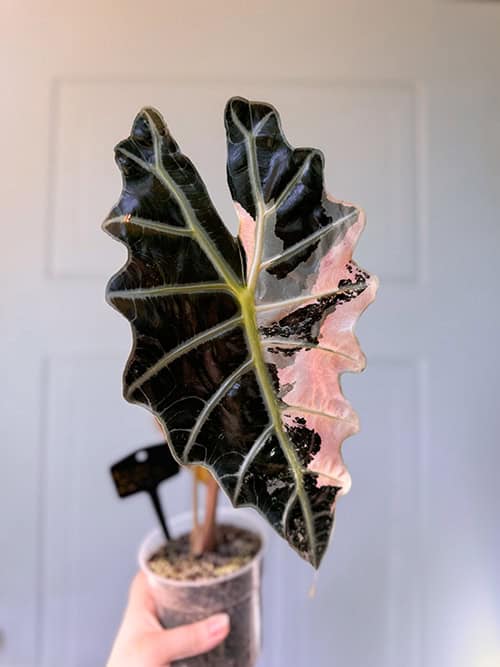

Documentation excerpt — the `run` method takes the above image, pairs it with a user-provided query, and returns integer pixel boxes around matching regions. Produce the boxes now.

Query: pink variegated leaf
[104,97,378,567]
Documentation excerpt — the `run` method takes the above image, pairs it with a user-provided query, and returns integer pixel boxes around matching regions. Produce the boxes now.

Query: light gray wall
[1,2,499,666]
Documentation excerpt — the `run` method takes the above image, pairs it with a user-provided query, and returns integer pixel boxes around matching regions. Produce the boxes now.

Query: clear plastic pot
[138,508,266,667]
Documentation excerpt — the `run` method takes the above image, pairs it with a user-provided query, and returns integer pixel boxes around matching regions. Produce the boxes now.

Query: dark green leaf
[104,98,378,567]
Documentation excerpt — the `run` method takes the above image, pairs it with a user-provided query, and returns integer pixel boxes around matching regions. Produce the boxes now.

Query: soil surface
[148,524,261,581]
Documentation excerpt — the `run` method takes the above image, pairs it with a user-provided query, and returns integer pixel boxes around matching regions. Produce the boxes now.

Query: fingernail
[207,613,230,637]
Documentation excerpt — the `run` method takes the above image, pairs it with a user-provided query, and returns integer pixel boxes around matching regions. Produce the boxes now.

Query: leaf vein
[104,215,193,237]
[233,424,275,503]
[255,282,367,313]
[125,315,243,400]
[281,404,358,427]
[262,338,361,365]
[109,282,231,300]
[182,359,253,461]
[260,209,358,272]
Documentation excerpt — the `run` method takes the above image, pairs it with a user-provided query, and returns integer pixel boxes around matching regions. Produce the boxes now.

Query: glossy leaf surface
[104,97,378,567]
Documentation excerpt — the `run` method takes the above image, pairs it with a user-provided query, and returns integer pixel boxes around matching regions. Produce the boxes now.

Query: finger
[124,572,160,627]
[154,613,230,662]
[128,572,152,608]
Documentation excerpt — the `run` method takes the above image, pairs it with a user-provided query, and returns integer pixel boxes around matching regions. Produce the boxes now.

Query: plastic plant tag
[110,443,180,541]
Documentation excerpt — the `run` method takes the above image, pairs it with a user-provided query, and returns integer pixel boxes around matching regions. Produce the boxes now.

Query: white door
[2,2,499,666]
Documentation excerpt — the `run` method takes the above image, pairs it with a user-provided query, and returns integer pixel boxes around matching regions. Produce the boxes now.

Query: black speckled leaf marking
[103,97,378,567]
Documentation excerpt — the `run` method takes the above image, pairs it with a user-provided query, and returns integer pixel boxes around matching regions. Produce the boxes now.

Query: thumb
[152,613,230,663]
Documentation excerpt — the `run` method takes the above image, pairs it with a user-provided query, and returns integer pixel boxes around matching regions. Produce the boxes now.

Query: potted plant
[103,96,378,666]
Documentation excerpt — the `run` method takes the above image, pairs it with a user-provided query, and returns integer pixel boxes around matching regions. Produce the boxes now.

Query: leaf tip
[224,95,280,139]
[133,106,166,137]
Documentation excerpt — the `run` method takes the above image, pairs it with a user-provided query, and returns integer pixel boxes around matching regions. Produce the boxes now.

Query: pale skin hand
[107,572,230,666]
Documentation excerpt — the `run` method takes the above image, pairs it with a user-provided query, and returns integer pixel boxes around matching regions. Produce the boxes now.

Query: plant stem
[190,471,219,556]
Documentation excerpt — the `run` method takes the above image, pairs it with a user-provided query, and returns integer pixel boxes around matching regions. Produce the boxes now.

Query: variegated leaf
[103,97,378,567]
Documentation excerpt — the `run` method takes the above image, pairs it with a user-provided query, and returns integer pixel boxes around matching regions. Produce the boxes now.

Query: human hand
[107,572,230,666]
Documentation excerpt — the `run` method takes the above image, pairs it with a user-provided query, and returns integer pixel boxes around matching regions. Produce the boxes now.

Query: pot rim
[138,506,267,589]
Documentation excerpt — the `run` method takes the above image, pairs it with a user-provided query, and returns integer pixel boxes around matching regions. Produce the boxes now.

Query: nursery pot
[138,508,266,667]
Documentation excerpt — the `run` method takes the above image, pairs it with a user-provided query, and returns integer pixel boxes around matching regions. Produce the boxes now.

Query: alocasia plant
[103,96,378,567]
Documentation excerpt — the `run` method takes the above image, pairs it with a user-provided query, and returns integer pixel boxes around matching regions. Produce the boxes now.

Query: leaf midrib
[230,108,318,564]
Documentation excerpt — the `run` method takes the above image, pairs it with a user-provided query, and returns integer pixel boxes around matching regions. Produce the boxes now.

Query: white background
[1,1,499,665]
